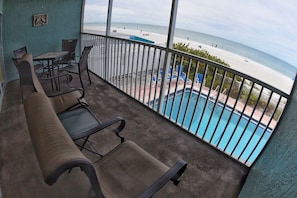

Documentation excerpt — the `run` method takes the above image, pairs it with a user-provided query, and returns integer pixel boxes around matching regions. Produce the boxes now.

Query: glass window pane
[110,0,171,44]
[83,0,109,34]
[175,0,297,89]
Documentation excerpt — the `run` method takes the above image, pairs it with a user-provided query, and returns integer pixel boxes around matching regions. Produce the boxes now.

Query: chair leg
[20,84,24,102]
[76,137,102,157]
[80,136,90,151]
[87,70,92,84]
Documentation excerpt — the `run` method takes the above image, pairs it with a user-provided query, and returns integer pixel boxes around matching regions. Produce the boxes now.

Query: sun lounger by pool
[176,65,191,82]
[197,73,204,83]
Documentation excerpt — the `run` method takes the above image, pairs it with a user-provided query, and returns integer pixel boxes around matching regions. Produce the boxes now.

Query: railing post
[105,0,113,81]
[157,0,179,114]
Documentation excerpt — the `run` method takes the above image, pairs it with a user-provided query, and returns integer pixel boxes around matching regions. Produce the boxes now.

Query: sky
[84,0,297,68]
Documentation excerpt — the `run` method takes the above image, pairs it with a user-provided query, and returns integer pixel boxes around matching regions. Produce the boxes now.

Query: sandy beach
[85,26,294,94]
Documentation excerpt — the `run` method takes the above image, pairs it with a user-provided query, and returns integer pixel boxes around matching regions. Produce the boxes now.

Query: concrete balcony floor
[0,72,248,197]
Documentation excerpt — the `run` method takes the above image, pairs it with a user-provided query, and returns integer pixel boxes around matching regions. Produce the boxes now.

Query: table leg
[50,60,60,91]
[47,60,54,91]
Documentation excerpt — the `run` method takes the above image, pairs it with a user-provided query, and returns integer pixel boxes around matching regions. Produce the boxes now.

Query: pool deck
[129,77,278,129]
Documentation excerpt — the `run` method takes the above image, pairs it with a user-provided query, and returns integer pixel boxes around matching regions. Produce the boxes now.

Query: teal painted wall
[239,79,297,197]
[3,0,83,82]
[0,0,3,12]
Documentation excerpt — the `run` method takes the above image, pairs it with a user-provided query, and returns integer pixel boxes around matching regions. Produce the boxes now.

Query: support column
[157,0,179,114]
[105,0,113,80]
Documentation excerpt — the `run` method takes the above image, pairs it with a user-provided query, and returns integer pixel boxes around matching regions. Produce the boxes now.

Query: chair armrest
[136,159,187,198]
[89,116,126,143]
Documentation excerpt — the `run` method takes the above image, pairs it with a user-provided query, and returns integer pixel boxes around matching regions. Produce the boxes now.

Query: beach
[84,26,294,94]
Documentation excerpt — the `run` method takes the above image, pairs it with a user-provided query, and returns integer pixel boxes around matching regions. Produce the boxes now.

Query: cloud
[111,0,171,25]
[84,0,108,22]
[84,0,172,25]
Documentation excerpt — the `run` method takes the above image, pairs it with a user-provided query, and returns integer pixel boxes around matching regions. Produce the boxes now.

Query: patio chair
[60,46,93,88]
[13,46,44,75]
[17,53,86,113]
[13,46,27,59]
[95,141,187,197]
[159,67,177,81]
[57,101,126,156]
[177,65,190,82]
[56,39,78,68]
[197,73,204,84]
[24,92,187,198]
[19,53,123,156]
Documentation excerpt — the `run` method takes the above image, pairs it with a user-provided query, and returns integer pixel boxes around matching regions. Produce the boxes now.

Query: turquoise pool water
[156,90,271,165]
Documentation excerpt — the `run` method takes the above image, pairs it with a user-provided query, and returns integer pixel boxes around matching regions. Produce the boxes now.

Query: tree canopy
[173,42,230,67]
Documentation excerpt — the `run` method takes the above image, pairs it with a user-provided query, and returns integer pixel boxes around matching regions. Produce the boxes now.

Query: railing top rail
[82,31,165,49]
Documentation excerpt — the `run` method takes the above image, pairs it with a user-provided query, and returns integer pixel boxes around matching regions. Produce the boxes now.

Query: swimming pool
[154,90,271,165]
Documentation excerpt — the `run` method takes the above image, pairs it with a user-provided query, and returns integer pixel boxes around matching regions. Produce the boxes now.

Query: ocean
[85,22,297,79]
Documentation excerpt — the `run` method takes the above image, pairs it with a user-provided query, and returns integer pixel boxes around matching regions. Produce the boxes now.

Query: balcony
[1,0,297,197]
[0,28,296,197]
[0,73,248,197]
[0,33,292,197]
[1,31,288,197]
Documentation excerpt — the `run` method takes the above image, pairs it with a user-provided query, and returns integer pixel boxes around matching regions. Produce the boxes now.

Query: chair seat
[61,64,79,74]
[96,140,170,197]
[58,106,101,140]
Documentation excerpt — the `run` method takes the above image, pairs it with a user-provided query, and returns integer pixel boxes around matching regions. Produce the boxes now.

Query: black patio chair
[60,46,93,90]
[15,53,85,112]
[56,39,78,68]
[13,46,27,59]
[13,46,44,74]
[57,103,126,156]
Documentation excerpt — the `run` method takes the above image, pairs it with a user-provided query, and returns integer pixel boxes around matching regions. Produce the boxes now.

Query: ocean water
[85,22,297,79]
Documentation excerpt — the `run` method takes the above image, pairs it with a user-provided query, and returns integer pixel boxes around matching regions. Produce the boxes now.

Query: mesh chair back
[13,57,33,87]
[61,39,78,62]
[13,46,28,59]
[78,46,93,74]
[77,46,93,91]
[19,53,47,95]
[13,53,43,100]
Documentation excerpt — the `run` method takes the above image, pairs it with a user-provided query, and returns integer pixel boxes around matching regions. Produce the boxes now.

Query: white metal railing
[81,33,289,166]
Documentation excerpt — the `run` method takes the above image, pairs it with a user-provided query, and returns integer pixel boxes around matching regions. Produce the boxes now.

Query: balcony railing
[81,33,289,166]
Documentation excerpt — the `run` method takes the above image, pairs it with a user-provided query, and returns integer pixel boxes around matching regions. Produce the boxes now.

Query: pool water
[156,91,271,164]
